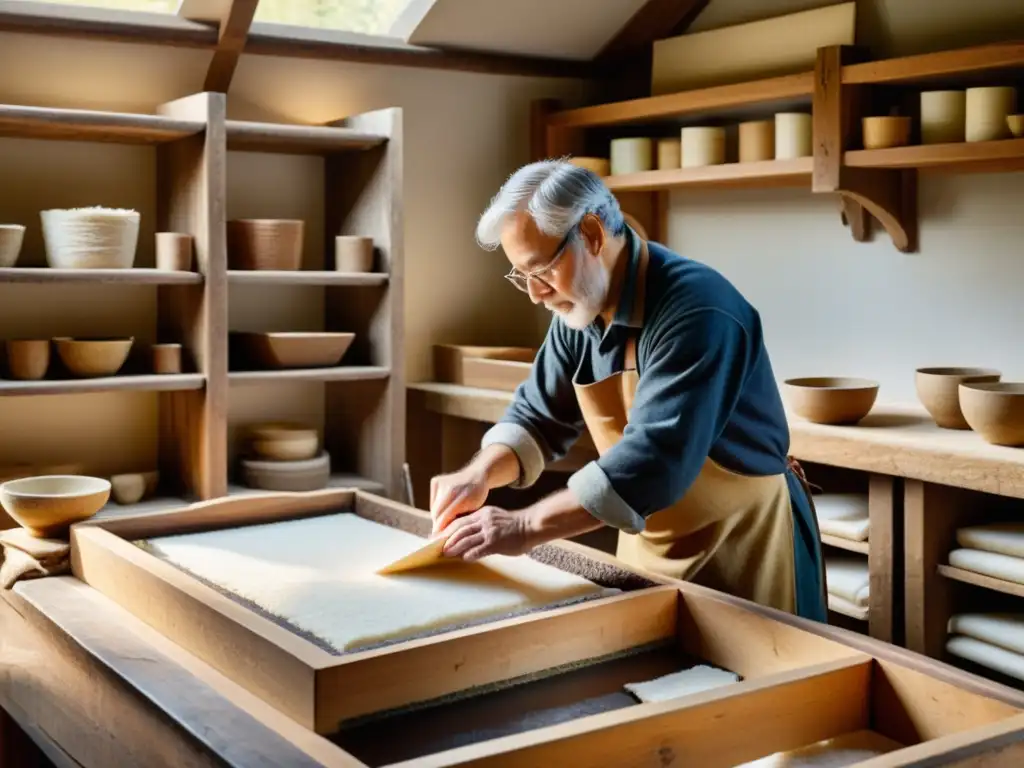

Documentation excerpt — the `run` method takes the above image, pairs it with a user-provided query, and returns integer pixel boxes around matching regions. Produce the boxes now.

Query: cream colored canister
[681,127,725,167]
[739,120,775,162]
[568,156,611,176]
[609,139,653,175]
[775,113,813,159]
[966,87,1016,142]
[920,90,966,144]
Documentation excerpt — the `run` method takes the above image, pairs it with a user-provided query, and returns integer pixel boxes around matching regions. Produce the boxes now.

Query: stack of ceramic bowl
[240,422,330,491]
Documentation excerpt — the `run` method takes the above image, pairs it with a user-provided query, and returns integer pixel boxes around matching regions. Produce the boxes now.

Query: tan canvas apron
[572,239,800,613]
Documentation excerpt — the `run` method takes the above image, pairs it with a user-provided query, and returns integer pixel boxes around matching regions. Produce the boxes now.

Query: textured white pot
[40,207,140,269]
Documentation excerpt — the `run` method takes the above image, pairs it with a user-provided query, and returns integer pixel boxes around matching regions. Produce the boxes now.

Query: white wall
[662,0,1024,403]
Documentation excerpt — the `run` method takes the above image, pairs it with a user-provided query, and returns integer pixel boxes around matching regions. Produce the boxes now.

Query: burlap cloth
[0,528,70,589]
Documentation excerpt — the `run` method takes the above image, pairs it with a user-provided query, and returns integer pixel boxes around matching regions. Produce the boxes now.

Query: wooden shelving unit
[0,93,405,518]
[534,40,1024,250]
[224,109,404,502]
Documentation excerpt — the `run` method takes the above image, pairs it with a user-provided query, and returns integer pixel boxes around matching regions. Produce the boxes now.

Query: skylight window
[253,0,415,36]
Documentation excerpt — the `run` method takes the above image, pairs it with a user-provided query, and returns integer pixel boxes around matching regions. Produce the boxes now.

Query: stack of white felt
[825,554,869,620]
[814,493,870,543]
[946,613,1024,683]
[948,522,1024,586]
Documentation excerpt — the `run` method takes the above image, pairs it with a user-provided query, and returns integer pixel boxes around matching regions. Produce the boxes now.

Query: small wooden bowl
[248,422,320,462]
[783,377,879,425]
[227,219,304,271]
[240,451,331,492]
[0,475,110,537]
[862,117,912,149]
[53,337,133,378]
[335,236,374,273]
[5,339,50,380]
[1008,115,1024,138]
[916,367,1002,430]
[959,382,1024,446]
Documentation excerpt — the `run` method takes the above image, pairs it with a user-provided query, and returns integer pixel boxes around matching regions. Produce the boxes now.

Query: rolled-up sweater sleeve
[568,307,751,533]
[480,318,585,489]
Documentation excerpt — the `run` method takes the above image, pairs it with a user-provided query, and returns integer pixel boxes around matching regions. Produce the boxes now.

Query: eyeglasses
[504,228,574,293]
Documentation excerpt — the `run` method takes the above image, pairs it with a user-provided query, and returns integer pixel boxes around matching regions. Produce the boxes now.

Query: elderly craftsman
[429,159,827,622]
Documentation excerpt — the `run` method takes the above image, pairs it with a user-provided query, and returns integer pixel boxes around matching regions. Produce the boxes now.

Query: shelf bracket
[813,45,919,253]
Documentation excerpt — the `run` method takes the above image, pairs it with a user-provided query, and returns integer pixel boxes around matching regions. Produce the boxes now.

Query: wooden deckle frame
[67,489,1024,766]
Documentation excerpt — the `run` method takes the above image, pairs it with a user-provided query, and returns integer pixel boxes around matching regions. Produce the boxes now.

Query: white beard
[550,253,608,330]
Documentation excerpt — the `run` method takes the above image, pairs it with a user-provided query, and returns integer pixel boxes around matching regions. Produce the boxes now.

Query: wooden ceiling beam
[0,1,587,79]
[202,0,260,93]
[596,0,712,62]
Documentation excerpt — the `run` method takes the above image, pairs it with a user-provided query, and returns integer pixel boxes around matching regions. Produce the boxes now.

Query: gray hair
[475,158,626,251]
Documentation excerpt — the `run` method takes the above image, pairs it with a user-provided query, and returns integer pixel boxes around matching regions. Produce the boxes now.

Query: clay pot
[40,207,139,269]
[0,225,25,268]
[227,219,304,271]
[959,382,1024,446]
[783,377,879,425]
[915,367,1001,430]
[156,232,193,271]
[334,236,374,273]
[152,343,182,374]
[6,339,50,380]
[862,116,912,149]
[248,422,320,462]
[110,471,159,505]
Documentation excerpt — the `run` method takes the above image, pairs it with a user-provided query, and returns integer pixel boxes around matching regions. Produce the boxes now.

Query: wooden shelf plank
[843,42,1024,85]
[603,158,812,192]
[939,565,1024,600]
[410,385,1024,501]
[0,268,202,285]
[227,474,386,498]
[225,120,387,154]
[821,534,870,555]
[546,72,813,129]
[0,104,203,144]
[96,496,194,520]
[788,402,1024,501]
[229,366,390,384]
[227,271,388,287]
[0,374,204,397]
[845,138,1024,173]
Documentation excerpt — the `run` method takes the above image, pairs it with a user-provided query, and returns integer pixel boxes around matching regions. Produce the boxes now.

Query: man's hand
[441,505,536,561]
[429,467,489,535]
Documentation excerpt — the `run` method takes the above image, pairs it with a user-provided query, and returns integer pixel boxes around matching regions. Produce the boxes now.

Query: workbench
[5,488,1024,766]
[407,380,1024,681]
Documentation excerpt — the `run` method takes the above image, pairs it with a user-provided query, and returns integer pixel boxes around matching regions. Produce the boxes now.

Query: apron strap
[623,233,650,374]
[624,336,638,371]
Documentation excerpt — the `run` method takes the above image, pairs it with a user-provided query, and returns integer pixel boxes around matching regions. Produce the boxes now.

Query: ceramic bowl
[862,116,912,149]
[227,219,304,271]
[232,331,354,369]
[783,377,879,425]
[240,451,331,492]
[40,207,140,269]
[247,422,320,462]
[959,382,1024,446]
[0,475,110,537]
[0,224,26,268]
[54,337,133,378]
[915,367,1002,429]
[110,471,159,505]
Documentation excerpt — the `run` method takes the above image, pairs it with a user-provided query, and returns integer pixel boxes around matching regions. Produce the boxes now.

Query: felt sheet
[948,548,1024,586]
[824,555,869,607]
[948,613,1024,657]
[827,593,868,621]
[947,635,1024,683]
[814,493,870,542]
[0,528,70,589]
[956,523,1024,559]
[623,665,740,703]
[140,513,617,653]
[737,730,904,767]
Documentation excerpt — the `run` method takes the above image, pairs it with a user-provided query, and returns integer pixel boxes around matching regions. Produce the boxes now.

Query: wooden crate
[69,489,1024,766]
[433,345,536,392]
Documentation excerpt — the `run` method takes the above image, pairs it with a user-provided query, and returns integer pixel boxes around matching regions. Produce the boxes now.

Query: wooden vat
[69,489,1024,766]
